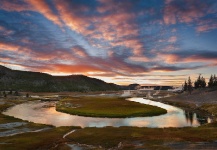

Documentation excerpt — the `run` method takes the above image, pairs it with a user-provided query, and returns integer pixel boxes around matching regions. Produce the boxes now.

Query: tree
[188,76,193,94]
[194,80,199,89]
[208,75,214,88]
[201,76,206,88]
[183,80,188,91]
[208,74,217,88]
[194,74,206,89]
[214,74,217,87]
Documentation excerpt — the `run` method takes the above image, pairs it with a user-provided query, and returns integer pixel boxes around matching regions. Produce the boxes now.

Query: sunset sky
[0,0,217,86]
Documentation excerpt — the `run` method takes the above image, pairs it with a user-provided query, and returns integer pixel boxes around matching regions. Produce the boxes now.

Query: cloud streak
[0,0,217,86]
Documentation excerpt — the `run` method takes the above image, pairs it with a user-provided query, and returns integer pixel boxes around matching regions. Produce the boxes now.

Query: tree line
[0,90,29,98]
[183,74,217,94]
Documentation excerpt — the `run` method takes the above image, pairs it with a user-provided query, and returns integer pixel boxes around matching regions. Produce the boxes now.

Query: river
[2,98,211,128]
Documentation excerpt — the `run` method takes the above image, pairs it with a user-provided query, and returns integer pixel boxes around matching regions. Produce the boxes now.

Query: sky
[0,0,217,86]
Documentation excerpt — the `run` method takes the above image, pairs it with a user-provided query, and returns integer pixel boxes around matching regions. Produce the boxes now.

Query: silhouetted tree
[194,82,198,89]
[214,74,217,87]
[26,93,29,98]
[208,75,214,88]
[201,76,206,88]
[194,75,206,89]
[188,76,193,94]
[183,80,188,91]
[208,74,217,88]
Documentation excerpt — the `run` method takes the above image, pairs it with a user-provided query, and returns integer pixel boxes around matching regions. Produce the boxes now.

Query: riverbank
[56,96,167,118]
[156,89,217,117]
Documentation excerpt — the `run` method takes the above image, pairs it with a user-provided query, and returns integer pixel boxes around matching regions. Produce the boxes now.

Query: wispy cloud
[0,0,217,86]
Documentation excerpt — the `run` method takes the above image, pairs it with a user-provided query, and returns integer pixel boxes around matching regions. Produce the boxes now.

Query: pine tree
[208,75,214,88]
[194,80,199,89]
[188,76,193,94]
[194,74,206,89]
[201,77,206,88]
[214,74,217,87]
[184,80,188,91]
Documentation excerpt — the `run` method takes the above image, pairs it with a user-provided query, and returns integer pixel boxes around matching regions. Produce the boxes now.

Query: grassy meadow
[56,96,167,118]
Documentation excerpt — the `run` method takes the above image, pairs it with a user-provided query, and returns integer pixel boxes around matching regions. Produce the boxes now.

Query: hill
[0,65,120,92]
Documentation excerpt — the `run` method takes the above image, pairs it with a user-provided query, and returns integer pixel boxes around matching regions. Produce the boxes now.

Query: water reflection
[196,113,210,125]
[184,111,194,125]
[3,98,212,128]
[184,110,210,125]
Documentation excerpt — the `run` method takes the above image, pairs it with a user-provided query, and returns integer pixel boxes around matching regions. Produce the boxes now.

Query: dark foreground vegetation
[65,123,217,149]
[183,74,217,94]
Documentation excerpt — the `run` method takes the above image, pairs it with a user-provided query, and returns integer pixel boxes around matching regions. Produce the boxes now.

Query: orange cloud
[72,46,88,58]
[160,53,180,64]
[27,0,62,26]
[49,64,104,73]
[54,0,90,33]
[0,42,19,51]
[0,42,31,55]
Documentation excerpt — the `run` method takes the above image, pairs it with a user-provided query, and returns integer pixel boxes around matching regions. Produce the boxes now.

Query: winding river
[3,98,211,128]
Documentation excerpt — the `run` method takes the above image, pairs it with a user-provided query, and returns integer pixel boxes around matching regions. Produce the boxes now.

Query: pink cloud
[0,42,29,53]
[196,19,217,32]
[26,0,62,26]
[0,0,31,12]
[128,56,150,62]
[54,0,144,57]
[163,0,210,25]
[72,46,88,58]
[168,36,177,43]
[0,0,62,27]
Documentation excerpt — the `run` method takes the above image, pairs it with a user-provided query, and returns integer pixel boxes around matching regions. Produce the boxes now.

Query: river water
[3,98,211,128]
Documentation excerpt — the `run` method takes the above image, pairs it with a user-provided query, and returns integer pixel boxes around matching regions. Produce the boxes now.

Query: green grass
[56,96,167,118]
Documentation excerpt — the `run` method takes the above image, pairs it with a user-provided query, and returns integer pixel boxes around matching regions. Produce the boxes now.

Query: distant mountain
[0,65,120,92]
